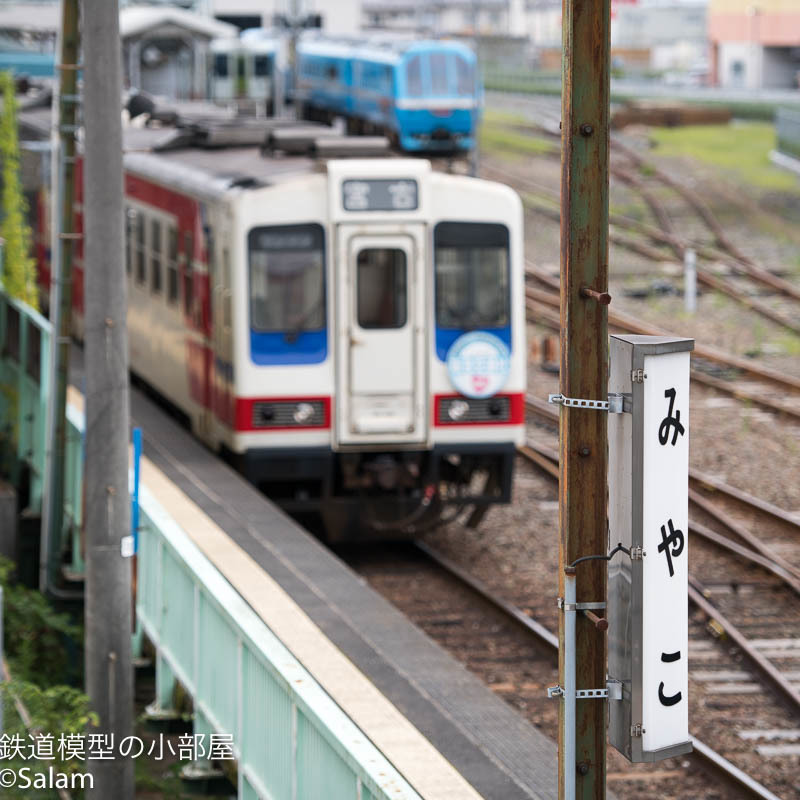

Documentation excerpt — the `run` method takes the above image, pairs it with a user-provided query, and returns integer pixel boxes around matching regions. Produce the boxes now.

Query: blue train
[295,35,481,154]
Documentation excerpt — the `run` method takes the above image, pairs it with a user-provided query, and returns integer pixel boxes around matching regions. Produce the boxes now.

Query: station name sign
[342,179,418,212]
[608,334,694,763]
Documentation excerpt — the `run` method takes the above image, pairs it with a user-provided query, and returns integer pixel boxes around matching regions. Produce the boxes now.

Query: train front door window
[356,248,407,330]
[339,231,426,443]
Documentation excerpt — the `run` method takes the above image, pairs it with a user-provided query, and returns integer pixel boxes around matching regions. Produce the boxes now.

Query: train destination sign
[342,178,418,211]
[608,334,694,763]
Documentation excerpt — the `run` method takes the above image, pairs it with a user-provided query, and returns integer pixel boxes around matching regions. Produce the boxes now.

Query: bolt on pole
[558,2,611,799]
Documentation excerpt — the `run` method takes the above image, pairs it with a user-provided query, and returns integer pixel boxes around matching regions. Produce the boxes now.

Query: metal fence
[776,107,800,160]
[0,290,84,574]
[0,287,422,800]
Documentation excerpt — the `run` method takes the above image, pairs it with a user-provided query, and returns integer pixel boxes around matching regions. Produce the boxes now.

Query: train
[29,111,524,540]
[209,30,288,114]
[294,34,481,154]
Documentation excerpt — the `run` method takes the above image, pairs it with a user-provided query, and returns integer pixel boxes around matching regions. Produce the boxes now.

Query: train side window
[213,53,228,78]
[430,52,449,96]
[254,55,271,77]
[150,219,162,295]
[124,207,133,275]
[356,248,407,329]
[405,55,423,97]
[184,232,193,317]
[167,226,179,305]
[434,222,510,330]
[222,247,231,331]
[248,223,325,334]
[135,213,146,285]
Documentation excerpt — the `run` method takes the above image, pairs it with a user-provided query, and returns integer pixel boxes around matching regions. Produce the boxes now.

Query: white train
[44,120,526,539]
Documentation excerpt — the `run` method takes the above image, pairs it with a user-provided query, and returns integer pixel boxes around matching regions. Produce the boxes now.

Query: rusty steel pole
[558,2,611,799]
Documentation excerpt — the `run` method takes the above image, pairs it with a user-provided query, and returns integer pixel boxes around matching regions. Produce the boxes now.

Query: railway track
[523,276,800,423]
[516,421,800,797]
[481,123,800,341]
[345,537,788,799]
[419,541,788,800]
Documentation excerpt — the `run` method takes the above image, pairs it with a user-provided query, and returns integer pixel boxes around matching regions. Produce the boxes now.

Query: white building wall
[208,0,361,34]
[717,41,758,89]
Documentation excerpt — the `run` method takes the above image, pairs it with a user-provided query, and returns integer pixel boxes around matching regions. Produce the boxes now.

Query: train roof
[297,33,475,64]
[18,104,414,203]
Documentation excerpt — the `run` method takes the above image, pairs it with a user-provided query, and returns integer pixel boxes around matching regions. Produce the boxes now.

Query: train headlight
[293,402,315,424]
[448,400,470,421]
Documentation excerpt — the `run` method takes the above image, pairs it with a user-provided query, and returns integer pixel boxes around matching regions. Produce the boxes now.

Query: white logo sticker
[446,332,511,399]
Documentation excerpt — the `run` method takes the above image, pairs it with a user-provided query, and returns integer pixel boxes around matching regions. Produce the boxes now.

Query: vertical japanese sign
[608,334,694,762]
[641,350,690,753]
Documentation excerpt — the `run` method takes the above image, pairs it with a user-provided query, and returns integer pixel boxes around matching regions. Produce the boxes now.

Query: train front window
[405,55,423,97]
[254,55,271,77]
[213,54,228,78]
[434,222,510,330]
[430,52,448,95]
[454,55,475,96]
[248,224,325,336]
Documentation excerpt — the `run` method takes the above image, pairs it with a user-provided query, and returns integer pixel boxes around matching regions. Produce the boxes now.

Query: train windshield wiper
[284,297,324,343]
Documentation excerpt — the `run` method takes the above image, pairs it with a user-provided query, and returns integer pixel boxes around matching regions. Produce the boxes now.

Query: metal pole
[558,2,610,798]
[82,1,134,797]
[41,0,80,594]
[684,248,697,313]
[564,568,577,800]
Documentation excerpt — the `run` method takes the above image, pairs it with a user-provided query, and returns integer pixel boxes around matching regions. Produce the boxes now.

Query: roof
[120,5,237,40]
[0,3,60,34]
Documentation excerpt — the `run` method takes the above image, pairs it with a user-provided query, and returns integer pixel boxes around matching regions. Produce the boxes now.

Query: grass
[649,122,800,194]
[479,118,559,158]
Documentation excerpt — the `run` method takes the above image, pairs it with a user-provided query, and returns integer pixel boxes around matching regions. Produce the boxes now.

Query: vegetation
[481,69,800,122]
[0,557,94,797]
[479,112,558,158]
[0,70,38,308]
[649,122,800,194]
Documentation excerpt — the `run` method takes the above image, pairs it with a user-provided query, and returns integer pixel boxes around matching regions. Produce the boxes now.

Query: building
[709,0,800,89]
[120,6,237,99]
[525,0,708,74]
[362,0,526,36]
[121,0,363,36]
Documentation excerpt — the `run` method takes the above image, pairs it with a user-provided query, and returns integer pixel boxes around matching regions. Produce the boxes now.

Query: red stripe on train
[433,392,525,426]
[234,396,332,433]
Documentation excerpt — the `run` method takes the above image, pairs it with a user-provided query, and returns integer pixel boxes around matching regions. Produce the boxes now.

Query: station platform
[110,371,559,798]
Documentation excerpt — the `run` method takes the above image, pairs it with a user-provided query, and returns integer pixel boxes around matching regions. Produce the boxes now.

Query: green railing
[137,485,420,800]
[0,287,422,800]
[0,290,51,511]
[0,290,84,573]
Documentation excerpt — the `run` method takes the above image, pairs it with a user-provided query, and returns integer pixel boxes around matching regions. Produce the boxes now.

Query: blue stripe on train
[436,326,512,362]
[250,330,328,365]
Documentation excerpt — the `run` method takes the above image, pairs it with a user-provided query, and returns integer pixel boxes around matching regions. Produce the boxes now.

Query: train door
[335,225,427,446]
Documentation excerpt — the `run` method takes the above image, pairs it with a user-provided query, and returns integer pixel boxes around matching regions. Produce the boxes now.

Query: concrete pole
[82,1,134,797]
[684,248,697,314]
[558,2,610,798]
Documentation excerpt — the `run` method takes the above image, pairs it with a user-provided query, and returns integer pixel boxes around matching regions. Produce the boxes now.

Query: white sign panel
[641,350,690,753]
[608,334,693,763]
